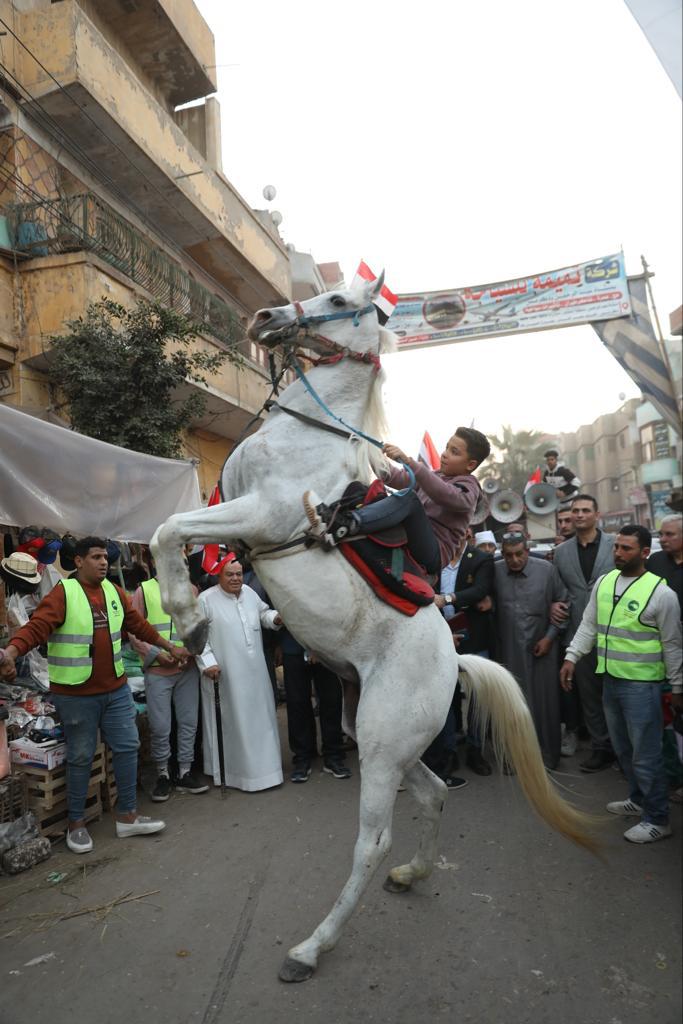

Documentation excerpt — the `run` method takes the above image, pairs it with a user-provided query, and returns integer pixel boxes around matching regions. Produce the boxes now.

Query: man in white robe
[197,558,284,791]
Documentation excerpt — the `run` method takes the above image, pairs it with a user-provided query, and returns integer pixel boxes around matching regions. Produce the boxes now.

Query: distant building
[559,399,642,531]
[560,385,681,532]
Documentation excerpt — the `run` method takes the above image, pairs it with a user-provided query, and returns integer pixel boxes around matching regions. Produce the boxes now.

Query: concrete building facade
[0,0,326,498]
[559,399,643,531]
[559,389,681,532]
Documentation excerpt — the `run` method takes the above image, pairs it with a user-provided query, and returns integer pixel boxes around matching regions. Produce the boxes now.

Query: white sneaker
[623,821,672,844]
[115,815,166,839]
[606,799,643,817]
[66,826,93,854]
[560,730,578,757]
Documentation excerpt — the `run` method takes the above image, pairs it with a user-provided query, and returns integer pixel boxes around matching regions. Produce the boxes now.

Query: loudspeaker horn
[524,482,560,516]
[482,477,500,495]
[490,489,525,524]
[470,492,490,526]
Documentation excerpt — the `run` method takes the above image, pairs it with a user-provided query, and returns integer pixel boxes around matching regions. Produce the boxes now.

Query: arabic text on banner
[387,253,631,350]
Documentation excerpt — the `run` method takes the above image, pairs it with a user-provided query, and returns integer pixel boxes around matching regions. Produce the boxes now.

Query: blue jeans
[52,684,140,820]
[602,676,669,825]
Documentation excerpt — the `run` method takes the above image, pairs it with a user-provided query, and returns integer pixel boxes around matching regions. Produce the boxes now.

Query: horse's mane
[357,326,397,481]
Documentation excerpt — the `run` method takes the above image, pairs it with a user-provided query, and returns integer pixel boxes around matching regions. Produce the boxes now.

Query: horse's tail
[457,654,602,856]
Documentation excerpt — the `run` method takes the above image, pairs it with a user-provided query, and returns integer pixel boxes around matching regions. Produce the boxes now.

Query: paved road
[1,713,680,1024]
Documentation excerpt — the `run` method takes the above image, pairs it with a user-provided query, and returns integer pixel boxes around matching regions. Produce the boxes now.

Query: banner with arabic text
[387,253,631,349]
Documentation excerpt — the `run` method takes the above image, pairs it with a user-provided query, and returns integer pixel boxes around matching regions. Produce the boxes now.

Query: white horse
[150,276,597,982]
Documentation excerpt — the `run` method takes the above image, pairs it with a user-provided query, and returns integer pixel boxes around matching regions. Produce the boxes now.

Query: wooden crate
[34,783,102,838]
[0,771,29,823]
[101,747,118,811]
[22,742,106,810]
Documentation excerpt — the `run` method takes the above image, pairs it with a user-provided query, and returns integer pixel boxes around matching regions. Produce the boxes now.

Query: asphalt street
[1,711,680,1024]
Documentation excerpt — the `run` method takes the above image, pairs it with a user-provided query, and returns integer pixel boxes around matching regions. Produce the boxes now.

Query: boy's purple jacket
[385,458,481,568]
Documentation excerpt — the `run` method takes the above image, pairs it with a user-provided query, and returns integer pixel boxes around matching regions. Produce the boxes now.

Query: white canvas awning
[0,402,202,543]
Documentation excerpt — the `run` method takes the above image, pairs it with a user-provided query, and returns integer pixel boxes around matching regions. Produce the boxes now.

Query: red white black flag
[418,431,441,471]
[351,260,398,325]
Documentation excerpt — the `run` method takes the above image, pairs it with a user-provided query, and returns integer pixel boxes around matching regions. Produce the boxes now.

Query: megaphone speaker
[470,492,490,526]
[524,483,560,516]
[482,477,500,495]
[490,490,525,523]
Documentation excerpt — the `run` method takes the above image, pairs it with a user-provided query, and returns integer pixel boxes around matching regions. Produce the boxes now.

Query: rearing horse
[150,276,597,982]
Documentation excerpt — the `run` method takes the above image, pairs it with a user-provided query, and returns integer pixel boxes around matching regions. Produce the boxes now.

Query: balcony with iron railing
[4,191,276,370]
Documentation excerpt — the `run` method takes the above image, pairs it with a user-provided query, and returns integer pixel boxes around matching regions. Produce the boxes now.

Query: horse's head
[247,274,396,361]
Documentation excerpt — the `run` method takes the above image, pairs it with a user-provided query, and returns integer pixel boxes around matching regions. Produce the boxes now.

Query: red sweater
[10,579,166,696]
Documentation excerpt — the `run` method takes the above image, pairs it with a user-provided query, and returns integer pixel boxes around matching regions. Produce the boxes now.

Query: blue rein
[290,355,416,498]
[295,303,375,328]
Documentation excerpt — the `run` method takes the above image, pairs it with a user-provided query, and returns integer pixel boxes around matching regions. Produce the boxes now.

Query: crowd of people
[0,428,681,856]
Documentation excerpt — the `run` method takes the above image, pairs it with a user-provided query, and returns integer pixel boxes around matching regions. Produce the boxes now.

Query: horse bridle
[278,300,383,372]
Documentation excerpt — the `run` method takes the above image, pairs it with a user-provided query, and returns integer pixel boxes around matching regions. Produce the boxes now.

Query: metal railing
[5,192,248,355]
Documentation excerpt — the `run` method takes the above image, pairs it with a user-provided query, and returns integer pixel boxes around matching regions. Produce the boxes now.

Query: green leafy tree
[478,424,550,495]
[47,299,239,458]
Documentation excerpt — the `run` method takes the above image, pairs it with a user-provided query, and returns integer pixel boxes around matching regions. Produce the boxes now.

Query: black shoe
[291,765,312,783]
[151,774,171,802]
[307,498,358,548]
[580,750,615,773]
[323,761,352,779]
[444,774,468,790]
[176,771,209,794]
[465,747,492,776]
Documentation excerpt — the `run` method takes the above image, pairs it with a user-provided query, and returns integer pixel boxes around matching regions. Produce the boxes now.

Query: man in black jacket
[435,533,495,775]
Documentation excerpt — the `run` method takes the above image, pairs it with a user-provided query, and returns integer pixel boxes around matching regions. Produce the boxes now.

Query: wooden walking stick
[212,674,227,798]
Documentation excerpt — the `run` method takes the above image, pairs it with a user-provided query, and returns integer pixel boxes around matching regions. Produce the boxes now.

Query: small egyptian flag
[351,260,398,325]
[418,431,441,471]
[524,466,542,492]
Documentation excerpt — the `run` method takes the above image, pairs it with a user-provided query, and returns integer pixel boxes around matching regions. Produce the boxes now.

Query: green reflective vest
[48,578,124,685]
[140,578,182,647]
[596,569,665,681]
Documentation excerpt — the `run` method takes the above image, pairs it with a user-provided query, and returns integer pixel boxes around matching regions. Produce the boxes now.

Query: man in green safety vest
[129,572,208,801]
[0,536,190,855]
[560,524,682,844]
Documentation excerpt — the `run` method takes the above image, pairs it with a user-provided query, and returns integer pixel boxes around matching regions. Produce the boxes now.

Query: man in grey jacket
[552,494,616,771]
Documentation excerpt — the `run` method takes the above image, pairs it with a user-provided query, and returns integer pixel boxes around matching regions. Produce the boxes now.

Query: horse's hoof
[279,956,315,983]
[382,875,411,894]
[185,619,208,656]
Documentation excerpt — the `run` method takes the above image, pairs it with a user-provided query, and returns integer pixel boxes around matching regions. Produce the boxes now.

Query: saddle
[334,481,435,616]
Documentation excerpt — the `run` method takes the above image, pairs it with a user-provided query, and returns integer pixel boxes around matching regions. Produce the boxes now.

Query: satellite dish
[524,482,560,516]
[271,210,283,227]
[490,490,525,523]
[262,185,276,201]
[482,477,500,495]
[470,492,490,526]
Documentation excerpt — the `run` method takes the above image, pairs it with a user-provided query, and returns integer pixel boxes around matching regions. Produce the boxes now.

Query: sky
[195,0,682,456]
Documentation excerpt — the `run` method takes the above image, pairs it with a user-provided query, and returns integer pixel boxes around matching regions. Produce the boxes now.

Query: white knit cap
[474,530,496,546]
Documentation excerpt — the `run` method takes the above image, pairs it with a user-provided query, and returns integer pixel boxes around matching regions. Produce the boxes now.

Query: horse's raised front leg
[279,755,402,983]
[383,759,447,893]
[150,495,261,653]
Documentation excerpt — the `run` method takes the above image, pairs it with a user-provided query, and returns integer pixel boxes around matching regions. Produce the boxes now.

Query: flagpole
[640,255,681,421]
